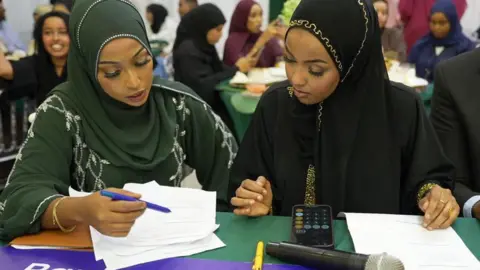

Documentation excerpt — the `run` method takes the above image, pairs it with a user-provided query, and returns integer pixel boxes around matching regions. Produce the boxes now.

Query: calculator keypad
[291,205,333,248]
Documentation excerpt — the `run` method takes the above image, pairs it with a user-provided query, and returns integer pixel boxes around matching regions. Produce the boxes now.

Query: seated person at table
[430,48,480,219]
[408,0,475,82]
[178,0,197,17]
[373,0,407,62]
[0,12,69,107]
[173,3,252,135]
[223,0,284,68]
[229,0,459,231]
[0,12,70,106]
[0,0,237,241]
[146,4,177,55]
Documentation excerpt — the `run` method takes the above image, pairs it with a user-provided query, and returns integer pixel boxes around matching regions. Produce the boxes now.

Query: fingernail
[262,189,267,195]
[250,200,255,205]
[257,195,263,201]
[256,181,263,186]
[428,227,433,230]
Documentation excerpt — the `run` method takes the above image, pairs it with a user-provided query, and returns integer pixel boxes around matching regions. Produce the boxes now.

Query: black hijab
[147,4,168,34]
[33,11,69,105]
[173,3,225,71]
[287,0,393,213]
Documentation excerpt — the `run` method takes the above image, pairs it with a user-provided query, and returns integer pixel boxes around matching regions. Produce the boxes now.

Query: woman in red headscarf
[223,0,284,68]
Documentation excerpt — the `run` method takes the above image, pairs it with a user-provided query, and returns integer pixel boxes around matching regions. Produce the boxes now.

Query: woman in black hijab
[173,3,251,137]
[146,4,168,35]
[230,0,459,231]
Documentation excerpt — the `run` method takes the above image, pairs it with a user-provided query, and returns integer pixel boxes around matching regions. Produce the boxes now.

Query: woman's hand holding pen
[419,185,459,230]
[77,188,146,237]
[231,176,273,217]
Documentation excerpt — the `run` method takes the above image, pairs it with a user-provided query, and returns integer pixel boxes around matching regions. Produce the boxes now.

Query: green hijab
[50,0,178,170]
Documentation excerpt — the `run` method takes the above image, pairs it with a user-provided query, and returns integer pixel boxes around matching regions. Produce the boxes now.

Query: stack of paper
[345,213,480,270]
[229,68,287,85]
[69,181,225,270]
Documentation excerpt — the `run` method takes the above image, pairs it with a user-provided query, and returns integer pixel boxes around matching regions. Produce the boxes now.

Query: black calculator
[290,204,334,249]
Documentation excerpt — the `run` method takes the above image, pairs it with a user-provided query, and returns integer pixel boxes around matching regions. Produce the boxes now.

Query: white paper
[69,182,225,270]
[229,68,288,85]
[345,213,480,270]
[11,245,69,250]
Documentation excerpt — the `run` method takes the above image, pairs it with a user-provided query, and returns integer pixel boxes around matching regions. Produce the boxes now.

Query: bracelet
[417,183,438,203]
[52,197,76,233]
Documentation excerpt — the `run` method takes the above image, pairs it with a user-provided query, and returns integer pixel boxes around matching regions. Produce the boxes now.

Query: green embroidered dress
[0,0,237,241]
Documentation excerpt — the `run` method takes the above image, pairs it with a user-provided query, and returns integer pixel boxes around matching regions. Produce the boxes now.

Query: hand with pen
[77,188,147,237]
[231,176,273,217]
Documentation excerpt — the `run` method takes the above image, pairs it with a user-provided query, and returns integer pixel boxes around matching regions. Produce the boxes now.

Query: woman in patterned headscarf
[0,0,237,241]
[230,0,459,231]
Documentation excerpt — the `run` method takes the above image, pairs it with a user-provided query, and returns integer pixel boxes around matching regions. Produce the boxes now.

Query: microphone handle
[266,242,367,270]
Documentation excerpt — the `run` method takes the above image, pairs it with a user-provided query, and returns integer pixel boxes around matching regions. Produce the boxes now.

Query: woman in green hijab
[0,0,237,240]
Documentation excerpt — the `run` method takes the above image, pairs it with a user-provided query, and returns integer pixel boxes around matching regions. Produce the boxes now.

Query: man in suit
[430,47,480,219]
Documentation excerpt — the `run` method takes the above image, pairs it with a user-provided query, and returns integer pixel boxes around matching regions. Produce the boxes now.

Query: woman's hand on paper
[231,176,273,217]
[419,185,459,230]
[78,188,146,237]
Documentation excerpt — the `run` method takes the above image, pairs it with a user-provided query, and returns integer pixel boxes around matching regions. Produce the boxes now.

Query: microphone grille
[365,253,405,270]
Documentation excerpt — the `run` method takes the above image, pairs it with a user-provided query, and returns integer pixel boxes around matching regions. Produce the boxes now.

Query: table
[1,212,479,269]
[216,81,257,141]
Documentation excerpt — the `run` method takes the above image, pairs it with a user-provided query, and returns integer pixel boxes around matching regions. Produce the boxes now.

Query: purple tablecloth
[0,247,312,270]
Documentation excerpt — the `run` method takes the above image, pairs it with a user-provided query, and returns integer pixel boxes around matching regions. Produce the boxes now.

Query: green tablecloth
[216,80,259,141]
[192,212,480,263]
[1,213,479,264]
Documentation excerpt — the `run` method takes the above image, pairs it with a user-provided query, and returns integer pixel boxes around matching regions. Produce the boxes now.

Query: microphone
[266,242,404,270]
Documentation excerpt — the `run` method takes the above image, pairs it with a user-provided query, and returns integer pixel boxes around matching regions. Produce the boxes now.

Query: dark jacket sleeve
[392,83,454,214]
[228,90,279,212]
[183,94,238,212]
[174,41,238,105]
[5,56,37,101]
[0,96,73,241]
[430,65,477,211]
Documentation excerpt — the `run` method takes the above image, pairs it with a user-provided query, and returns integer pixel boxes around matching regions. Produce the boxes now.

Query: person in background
[0,0,26,52]
[178,0,198,17]
[146,4,177,56]
[408,0,475,82]
[399,0,466,54]
[430,48,480,219]
[0,12,69,106]
[173,3,252,137]
[145,4,175,79]
[230,0,458,231]
[52,0,73,14]
[0,0,236,241]
[223,0,284,68]
[29,5,54,56]
[33,5,53,23]
[373,0,407,62]
[386,0,401,28]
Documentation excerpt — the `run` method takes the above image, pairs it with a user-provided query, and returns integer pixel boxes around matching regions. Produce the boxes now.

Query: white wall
[132,0,270,58]
[4,0,270,58]
[461,0,480,39]
[3,0,49,45]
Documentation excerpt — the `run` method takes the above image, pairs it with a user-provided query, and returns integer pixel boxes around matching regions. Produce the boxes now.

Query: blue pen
[100,190,171,213]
